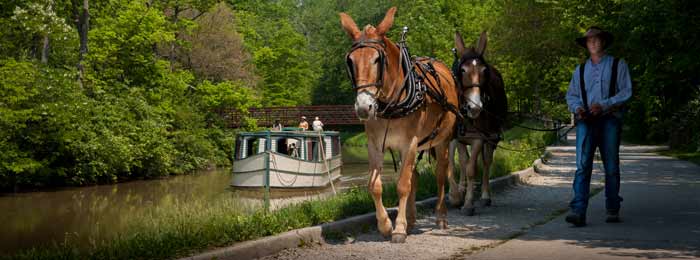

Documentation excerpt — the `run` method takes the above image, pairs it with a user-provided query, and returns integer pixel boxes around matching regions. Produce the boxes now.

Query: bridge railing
[215,105,361,128]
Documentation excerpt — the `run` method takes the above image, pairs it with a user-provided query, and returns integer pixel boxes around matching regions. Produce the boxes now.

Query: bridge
[216,105,361,128]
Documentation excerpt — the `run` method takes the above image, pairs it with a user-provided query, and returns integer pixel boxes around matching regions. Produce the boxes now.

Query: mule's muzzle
[462,93,483,119]
[467,105,482,119]
[355,92,377,121]
[355,103,376,120]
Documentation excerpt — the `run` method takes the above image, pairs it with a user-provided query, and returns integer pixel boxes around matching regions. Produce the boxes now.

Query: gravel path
[262,139,616,260]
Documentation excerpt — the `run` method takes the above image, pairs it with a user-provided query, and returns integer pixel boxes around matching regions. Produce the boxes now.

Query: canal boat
[231,128,342,189]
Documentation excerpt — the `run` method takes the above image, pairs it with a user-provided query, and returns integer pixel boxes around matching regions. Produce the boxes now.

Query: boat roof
[237,129,340,138]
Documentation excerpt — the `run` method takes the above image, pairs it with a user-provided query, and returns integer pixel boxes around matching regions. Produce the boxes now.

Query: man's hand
[590,103,603,116]
[576,107,587,119]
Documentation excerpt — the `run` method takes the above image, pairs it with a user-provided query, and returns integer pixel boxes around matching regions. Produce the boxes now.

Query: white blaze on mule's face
[461,60,483,119]
[465,87,482,119]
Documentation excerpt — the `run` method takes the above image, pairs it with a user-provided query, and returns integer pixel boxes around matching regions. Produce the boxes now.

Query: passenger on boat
[272,120,283,131]
[298,116,309,131]
[289,143,299,157]
[312,116,324,131]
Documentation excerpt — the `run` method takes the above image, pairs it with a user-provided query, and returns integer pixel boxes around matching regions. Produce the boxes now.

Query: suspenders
[578,57,620,113]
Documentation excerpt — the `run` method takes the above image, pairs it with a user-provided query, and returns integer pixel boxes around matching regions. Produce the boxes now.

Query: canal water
[0,149,399,254]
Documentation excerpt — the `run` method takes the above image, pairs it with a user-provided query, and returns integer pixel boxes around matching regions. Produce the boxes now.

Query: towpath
[262,136,698,260]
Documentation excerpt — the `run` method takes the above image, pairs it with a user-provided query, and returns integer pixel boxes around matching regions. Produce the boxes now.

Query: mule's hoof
[477,198,492,207]
[378,220,393,238]
[436,219,448,229]
[391,233,407,243]
[461,206,476,216]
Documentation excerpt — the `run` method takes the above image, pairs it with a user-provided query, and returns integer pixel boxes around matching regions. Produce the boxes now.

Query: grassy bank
[6,168,437,260]
[660,150,700,166]
[6,121,553,260]
[489,121,557,179]
[342,120,556,180]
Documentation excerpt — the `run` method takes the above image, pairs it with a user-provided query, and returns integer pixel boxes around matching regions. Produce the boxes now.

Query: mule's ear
[476,31,488,56]
[376,7,397,36]
[340,12,361,40]
[455,31,466,57]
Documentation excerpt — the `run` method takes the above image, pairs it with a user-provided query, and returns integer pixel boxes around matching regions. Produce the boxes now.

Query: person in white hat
[312,116,324,131]
[565,26,632,227]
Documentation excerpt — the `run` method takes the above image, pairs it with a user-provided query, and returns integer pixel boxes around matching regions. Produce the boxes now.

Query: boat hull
[231,152,342,188]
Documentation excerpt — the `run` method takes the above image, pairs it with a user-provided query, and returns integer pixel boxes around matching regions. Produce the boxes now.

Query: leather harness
[345,33,462,148]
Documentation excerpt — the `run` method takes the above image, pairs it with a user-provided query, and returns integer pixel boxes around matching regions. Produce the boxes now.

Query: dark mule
[448,31,508,216]
[340,7,460,242]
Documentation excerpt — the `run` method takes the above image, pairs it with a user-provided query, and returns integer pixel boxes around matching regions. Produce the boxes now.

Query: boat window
[243,138,264,158]
[277,138,301,158]
[332,136,341,156]
[306,138,328,162]
[307,139,320,161]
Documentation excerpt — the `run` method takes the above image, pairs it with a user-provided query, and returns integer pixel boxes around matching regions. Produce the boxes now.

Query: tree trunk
[534,82,541,115]
[169,5,180,71]
[76,0,89,88]
[41,34,49,64]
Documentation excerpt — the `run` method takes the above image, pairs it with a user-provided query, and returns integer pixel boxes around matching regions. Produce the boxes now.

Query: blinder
[345,39,387,93]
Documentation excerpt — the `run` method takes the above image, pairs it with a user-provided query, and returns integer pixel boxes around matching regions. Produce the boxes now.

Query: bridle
[344,32,429,120]
[454,53,490,114]
[344,27,463,150]
[345,38,388,94]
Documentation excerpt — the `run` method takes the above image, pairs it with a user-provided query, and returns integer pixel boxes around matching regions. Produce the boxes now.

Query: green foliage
[666,99,700,151]
[0,0,259,190]
[0,0,696,196]
[231,0,320,106]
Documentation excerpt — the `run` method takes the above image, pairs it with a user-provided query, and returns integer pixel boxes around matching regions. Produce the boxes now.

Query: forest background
[1,0,698,189]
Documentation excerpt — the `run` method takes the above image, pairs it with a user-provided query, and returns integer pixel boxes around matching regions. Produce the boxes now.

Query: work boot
[606,210,621,223]
[565,213,586,227]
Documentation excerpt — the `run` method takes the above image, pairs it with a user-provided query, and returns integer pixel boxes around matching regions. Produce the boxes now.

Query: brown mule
[448,31,508,216]
[340,7,460,243]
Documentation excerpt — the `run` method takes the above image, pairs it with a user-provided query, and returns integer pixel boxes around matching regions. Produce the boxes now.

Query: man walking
[565,26,632,227]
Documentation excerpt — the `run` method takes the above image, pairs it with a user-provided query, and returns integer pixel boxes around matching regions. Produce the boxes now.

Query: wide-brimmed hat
[301,116,306,119]
[576,26,614,49]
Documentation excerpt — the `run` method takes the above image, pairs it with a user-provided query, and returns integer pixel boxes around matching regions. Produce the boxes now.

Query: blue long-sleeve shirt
[566,55,632,113]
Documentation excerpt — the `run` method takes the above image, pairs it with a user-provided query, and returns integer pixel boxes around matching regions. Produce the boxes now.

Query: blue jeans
[570,115,623,216]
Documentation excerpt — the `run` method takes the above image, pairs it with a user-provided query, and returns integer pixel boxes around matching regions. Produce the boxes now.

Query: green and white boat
[231,128,342,188]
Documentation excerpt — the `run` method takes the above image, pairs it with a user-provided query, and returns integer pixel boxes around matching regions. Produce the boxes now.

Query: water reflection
[0,158,397,254]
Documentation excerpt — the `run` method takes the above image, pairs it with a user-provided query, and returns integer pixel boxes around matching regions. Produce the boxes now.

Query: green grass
[342,146,394,164]
[660,150,700,166]
[453,120,556,180]
[5,167,437,260]
[340,130,368,147]
[340,131,401,164]
[6,122,552,260]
